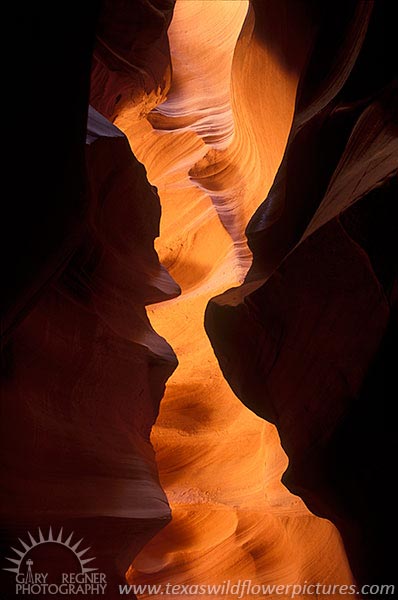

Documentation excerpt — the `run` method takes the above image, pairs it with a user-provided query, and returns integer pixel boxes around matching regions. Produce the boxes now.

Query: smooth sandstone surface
[205,0,397,589]
[2,1,393,597]
[1,108,179,593]
[112,1,354,597]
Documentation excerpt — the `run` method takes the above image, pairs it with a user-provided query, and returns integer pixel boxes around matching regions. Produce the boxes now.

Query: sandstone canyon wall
[111,1,358,598]
[1,1,179,597]
[1,1,396,598]
[205,0,398,590]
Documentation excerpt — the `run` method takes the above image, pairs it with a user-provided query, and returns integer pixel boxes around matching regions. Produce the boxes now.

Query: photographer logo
[3,527,107,595]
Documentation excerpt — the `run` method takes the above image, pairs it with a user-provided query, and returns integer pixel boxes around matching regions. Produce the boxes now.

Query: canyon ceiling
[1,1,397,599]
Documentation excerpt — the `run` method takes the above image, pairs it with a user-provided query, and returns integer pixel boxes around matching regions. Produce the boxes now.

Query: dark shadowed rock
[206,0,398,587]
[1,1,101,343]
[90,0,175,120]
[0,109,180,597]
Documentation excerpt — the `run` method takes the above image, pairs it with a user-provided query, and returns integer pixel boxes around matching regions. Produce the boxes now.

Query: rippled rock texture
[113,1,356,597]
[206,0,398,589]
[1,108,178,596]
[2,0,395,598]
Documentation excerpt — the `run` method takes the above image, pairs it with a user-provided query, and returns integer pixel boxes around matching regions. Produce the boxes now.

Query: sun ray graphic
[3,528,97,574]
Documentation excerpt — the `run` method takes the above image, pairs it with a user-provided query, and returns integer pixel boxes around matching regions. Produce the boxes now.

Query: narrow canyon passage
[2,2,396,598]
[115,1,353,597]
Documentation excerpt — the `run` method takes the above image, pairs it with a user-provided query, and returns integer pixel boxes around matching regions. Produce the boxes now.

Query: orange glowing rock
[113,1,355,597]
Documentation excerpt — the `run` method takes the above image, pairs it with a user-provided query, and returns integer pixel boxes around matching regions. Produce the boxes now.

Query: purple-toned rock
[0,108,180,596]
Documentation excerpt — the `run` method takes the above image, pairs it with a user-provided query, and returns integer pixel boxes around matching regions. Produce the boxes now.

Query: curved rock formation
[1,108,179,594]
[113,0,355,596]
[90,0,175,121]
[2,2,182,595]
[3,0,393,597]
[205,0,398,588]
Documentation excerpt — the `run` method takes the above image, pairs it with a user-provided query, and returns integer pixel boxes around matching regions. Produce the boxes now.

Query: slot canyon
[1,1,397,599]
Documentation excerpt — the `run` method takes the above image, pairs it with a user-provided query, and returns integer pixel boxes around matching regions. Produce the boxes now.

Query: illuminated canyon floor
[116,1,354,597]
